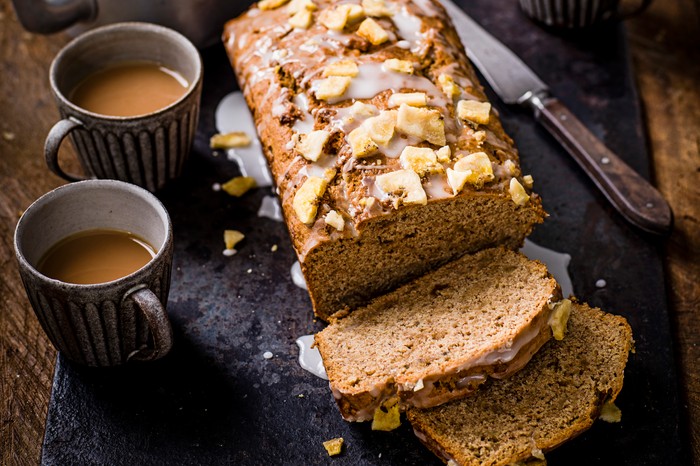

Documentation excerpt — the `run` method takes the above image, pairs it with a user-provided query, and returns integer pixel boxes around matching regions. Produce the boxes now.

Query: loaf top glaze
[224,0,543,263]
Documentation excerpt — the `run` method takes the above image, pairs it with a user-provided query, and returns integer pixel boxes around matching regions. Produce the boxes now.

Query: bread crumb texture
[407,303,632,466]
[316,248,560,420]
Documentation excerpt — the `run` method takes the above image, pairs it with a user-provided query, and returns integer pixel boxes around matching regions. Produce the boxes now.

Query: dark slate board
[41,1,690,465]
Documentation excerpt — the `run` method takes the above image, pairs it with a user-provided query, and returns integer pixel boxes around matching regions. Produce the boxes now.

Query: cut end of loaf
[315,247,561,422]
[304,192,545,321]
[407,303,633,466]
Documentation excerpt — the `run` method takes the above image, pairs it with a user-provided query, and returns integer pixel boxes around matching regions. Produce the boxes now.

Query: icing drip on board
[520,239,573,298]
[215,91,273,187]
[291,261,307,290]
[257,195,284,222]
[295,335,328,380]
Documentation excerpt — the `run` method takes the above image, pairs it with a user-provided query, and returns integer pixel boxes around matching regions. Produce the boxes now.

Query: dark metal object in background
[10,0,249,48]
[441,0,672,235]
[41,1,688,464]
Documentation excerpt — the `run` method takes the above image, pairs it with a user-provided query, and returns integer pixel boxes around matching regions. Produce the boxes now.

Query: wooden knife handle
[530,95,673,235]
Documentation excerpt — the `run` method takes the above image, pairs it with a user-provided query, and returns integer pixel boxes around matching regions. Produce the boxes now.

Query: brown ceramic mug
[14,180,174,366]
[45,22,203,192]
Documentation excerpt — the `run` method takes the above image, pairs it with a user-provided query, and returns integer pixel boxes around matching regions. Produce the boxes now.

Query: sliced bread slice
[315,247,562,422]
[407,302,633,466]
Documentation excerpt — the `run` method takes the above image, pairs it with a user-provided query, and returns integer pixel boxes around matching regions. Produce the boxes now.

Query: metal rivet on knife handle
[523,92,673,235]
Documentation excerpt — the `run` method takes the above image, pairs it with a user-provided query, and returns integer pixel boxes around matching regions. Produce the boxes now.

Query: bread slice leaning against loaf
[223,0,546,321]
[407,302,633,466]
[315,248,563,422]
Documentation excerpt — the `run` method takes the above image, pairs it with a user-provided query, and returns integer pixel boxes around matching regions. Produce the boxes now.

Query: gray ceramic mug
[45,22,203,192]
[14,180,174,366]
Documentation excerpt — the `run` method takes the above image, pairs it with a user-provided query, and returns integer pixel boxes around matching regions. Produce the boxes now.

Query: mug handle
[44,116,89,182]
[126,287,174,362]
[616,0,653,19]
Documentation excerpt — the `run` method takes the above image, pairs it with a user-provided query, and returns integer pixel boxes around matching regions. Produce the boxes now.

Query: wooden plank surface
[627,0,700,458]
[0,0,698,464]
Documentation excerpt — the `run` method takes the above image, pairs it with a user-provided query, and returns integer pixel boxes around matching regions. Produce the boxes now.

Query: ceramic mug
[45,22,203,192]
[519,0,653,29]
[14,180,174,366]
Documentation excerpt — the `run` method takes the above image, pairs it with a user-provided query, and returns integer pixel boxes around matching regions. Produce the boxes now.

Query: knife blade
[440,0,673,235]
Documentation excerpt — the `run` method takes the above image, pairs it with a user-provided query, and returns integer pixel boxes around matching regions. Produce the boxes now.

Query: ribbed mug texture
[519,0,620,28]
[46,22,203,192]
[60,100,200,192]
[20,262,172,366]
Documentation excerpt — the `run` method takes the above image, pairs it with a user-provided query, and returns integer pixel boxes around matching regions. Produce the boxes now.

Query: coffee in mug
[37,229,157,285]
[70,62,189,117]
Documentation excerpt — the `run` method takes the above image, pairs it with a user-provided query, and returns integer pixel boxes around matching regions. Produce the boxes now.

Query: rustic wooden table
[1,0,698,464]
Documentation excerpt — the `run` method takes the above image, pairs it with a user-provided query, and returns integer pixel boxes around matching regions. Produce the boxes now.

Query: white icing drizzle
[298,154,336,179]
[520,239,573,298]
[292,92,315,134]
[257,195,284,222]
[410,0,441,17]
[291,261,307,290]
[215,91,273,188]
[423,173,452,199]
[468,316,546,368]
[313,62,446,107]
[381,133,422,158]
[295,335,328,380]
[331,103,378,130]
[391,6,426,54]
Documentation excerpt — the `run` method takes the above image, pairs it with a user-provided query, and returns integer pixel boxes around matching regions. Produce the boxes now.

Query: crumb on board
[210,131,251,149]
[221,176,256,197]
[224,230,245,251]
[271,244,278,252]
[599,400,622,423]
[322,437,344,457]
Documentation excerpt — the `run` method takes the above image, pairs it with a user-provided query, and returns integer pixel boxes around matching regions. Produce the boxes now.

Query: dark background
[41,1,688,464]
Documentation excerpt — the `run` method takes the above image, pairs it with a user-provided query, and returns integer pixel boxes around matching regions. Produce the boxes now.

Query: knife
[440,0,673,235]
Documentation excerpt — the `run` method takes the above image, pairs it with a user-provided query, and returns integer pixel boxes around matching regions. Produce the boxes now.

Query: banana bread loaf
[224,0,546,320]
[407,302,633,466]
[315,248,562,421]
